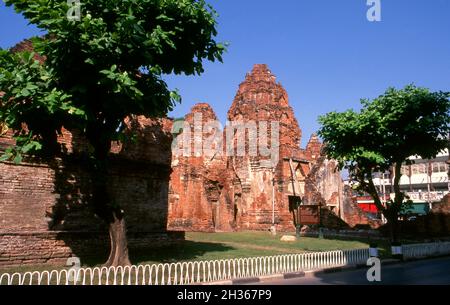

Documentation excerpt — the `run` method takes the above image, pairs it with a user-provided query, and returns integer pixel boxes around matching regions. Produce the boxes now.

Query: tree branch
[366,174,386,213]
[393,162,404,208]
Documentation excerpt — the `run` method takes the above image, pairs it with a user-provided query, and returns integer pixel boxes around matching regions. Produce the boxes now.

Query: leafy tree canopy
[319,85,449,242]
[319,85,450,179]
[1,0,225,160]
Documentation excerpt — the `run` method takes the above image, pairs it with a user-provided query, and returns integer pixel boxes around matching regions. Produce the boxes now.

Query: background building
[353,149,449,218]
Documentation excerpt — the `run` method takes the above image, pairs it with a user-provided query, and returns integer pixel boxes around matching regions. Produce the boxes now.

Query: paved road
[251,257,450,285]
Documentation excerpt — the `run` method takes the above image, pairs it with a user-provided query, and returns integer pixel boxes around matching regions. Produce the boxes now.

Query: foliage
[1,0,225,159]
[0,132,42,164]
[319,85,449,172]
[318,85,450,240]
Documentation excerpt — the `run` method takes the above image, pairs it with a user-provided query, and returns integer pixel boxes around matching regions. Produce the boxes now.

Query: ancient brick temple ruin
[167,64,376,233]
[0,63,373,266]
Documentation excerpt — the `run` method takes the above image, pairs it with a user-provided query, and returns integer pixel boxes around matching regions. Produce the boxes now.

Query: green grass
[129,231,373,267]
[185,231,372,253]
[0,231,387,276]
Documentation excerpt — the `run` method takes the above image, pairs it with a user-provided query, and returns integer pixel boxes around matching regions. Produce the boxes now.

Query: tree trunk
[104,211,131,267]
[93,168,132,267]
[88,122,131,267]
[92,170,132,267]
[388,211,400,244]
[367,167,401,244]
[391,162,403,244]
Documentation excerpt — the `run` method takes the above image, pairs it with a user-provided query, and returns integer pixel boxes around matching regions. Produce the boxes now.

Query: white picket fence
[402,242,450,259]
[0,248,369,285]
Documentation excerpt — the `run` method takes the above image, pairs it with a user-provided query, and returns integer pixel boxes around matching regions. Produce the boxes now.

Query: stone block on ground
[280,235,297,242]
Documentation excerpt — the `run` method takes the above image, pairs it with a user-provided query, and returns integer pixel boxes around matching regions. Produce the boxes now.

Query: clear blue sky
[1,0,450,147]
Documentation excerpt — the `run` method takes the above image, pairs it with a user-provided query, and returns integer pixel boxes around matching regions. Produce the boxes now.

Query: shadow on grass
[79,240,236,267]
[304,235,391,258]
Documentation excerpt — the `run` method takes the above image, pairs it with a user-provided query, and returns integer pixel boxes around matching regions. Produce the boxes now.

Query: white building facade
[372,149,449,204]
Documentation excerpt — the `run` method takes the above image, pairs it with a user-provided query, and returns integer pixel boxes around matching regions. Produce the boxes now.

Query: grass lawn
[186,231,373,254]
[0,231,383,275]
[130,231,378,266]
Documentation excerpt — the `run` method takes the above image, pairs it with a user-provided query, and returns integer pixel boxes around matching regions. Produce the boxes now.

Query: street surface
[251,256,450,285]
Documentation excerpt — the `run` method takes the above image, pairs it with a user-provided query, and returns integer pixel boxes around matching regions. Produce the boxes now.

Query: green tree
[318,85,450,243]
[0,0,225,266]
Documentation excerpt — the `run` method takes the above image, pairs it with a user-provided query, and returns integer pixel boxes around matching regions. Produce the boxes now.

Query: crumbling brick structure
[167,64,373,232]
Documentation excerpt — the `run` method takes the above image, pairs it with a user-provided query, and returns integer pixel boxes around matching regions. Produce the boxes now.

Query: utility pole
[338,176,342,220]
[427,161,432,211]
[271,167,276,236]
[288,158,301,237]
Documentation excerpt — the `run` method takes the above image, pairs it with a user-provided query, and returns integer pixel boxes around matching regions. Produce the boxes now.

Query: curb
[200,259,403,285]
[202,271,307,285]
[381,258,402,265]
[203,272,307,285]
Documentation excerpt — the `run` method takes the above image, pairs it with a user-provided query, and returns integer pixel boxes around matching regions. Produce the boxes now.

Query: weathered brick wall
[0,162,58,233]
[0,117,178,267]
[392,195,450,237]
[0,231,184,267]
